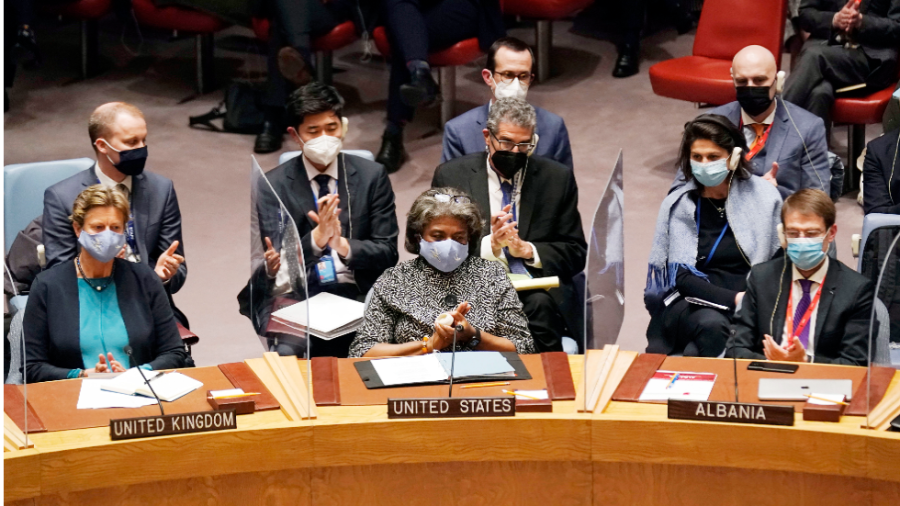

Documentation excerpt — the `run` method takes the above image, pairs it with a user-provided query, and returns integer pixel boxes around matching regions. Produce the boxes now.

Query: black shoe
[612,46,640,78]
[400,68,441,108]
[254,121,283,154]
[376,130,407,174]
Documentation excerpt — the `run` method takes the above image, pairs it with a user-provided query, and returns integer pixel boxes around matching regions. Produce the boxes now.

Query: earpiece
[728,147,742,171]
[776,71,785,94]
[341,117,349,138]
[527,134,539,156]
[777,223,786,249]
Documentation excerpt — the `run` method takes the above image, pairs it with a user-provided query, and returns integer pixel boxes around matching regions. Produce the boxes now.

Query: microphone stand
[125,346,165,416]
[448,324,462,398]
[730,328,739,403]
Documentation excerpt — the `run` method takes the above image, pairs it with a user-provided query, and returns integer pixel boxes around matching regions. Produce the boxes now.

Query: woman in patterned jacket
[349,188,536,357]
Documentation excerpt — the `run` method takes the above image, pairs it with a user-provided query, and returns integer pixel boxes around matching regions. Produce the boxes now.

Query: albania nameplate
[668,400,794,426]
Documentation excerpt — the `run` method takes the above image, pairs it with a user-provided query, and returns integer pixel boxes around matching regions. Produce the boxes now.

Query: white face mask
[302,134,342,166]
[492,76,528,100]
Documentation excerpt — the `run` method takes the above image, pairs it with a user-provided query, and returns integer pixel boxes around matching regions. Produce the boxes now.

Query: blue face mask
[786,237,827,270]
[78,229,126,263]
[690,158,730,187]
[419,238,468,273]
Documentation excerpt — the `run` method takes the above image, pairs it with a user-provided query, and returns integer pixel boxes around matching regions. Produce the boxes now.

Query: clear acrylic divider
[862,225,900,429]
[581,150,625,413]
[250,156,313,417]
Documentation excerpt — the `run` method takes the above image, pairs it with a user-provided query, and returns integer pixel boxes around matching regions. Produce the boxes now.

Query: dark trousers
[263,0,353,109]
[518,289,566,353]
[650,298,730,357]
[383,0,480,124]
[784,40,895,127]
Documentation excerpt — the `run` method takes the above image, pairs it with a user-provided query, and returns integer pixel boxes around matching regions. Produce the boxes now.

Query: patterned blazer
[349,257,536,357]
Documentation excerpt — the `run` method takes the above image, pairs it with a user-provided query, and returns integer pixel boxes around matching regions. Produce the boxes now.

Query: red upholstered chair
[832,74,900,191]
[648,0,787,105]
[372,26,482,126]
[250,19,358,84]
[131,0,229,94]
[41,0,113,79]
[500,0,594,82]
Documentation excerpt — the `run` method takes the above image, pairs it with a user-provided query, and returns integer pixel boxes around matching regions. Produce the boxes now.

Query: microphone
[447,324,463,398]
[729,328,739,403]
[124,346,165,416]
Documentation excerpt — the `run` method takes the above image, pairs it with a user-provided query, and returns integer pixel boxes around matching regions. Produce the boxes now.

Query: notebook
[271,292,366,340]
[134,372,203,402]
[99,368,163,396]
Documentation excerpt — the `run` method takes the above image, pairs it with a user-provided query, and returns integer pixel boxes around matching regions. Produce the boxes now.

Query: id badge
[316,255,337,285]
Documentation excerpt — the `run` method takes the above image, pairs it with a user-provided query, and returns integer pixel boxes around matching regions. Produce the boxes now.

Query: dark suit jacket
[440,103,574,169]
[23,259,187,382]
[863,129,900,214]
[42,165,187,294]
[799,0,900,82]
[431,152,587,333]
[727,257,875,366]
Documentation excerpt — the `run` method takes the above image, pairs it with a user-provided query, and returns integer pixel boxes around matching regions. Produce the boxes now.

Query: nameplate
[109,409,238,441]
[668,400,794,426]
[387,397,516,419]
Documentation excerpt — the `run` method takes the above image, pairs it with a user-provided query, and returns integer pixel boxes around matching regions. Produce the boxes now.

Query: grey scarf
[645,175,783,295]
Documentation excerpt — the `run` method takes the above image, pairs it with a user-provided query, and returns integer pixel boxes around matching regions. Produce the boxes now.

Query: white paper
[271,292,365,338]
[99,367,163,396]
[77,379,159,409]
[136,372,203,402]
[370,354,449,386]
[515,389,549,400]
[209,388,244,398]
[435,351,515,378]
[806,393,845,405]
[639,371,717,402]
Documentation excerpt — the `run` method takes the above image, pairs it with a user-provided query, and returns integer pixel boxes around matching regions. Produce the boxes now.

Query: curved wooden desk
[6,356,900,506]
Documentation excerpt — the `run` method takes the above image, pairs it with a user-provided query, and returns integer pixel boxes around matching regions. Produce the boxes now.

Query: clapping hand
[763,162,779,188]
[490,204,517,257]
[309,194,342,249]
[763,334,808,363]
[264,237,281,277]
[154,241,184,281]
[833,0,862,32]
[84,352,126,376]
[430,302,473,351]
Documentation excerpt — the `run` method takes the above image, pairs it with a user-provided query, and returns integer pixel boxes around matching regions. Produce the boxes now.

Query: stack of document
[370,352,515,387]
[638,370,717,402]
[271,292,366,340]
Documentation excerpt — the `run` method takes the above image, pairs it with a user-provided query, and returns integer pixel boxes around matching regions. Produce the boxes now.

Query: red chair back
[693,0,787,67]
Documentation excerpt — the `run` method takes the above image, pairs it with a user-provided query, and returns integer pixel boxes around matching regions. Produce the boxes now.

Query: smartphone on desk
[747,361,799,374]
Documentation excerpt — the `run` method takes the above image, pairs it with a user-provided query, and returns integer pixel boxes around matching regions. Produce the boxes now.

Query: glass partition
[582,150,625,411]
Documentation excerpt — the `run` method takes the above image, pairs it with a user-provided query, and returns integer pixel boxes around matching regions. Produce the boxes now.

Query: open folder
[355,351,532,389]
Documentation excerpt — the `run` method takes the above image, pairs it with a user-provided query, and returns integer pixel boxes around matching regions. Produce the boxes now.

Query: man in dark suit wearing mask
[240,82,400,356]
[432,97,586,352]
[728,189,874,365]
[784,0,900,128]
[43,102,187,312]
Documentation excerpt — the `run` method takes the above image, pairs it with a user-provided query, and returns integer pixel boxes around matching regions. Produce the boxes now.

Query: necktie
[749,123,766,151]
[499,181,529,275]
[792,279,814,349]
[313,174,331,200]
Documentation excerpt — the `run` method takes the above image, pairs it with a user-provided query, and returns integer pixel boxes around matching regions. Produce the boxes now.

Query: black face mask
[735,86,774,117]
[490,150,528,179]
[103,140,148,177]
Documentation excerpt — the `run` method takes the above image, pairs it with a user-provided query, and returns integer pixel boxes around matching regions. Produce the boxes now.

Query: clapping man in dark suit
[432,98,586,352]
[240,82,400,357]
[727,189,874,365]
[784,0,900,128]
[440,37,573,169]
[43,102,187,319]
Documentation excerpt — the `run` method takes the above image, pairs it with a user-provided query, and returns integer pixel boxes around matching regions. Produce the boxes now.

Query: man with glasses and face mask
[728,189,874,365]
[440,37,573,169]
[432,98,586,352]
[43,102,188,319]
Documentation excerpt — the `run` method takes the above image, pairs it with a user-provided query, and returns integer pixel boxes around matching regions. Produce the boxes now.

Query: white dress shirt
[302,155,353,284]
[740,102,777,148]
[781,257,828,361]
[479,156,542,272]
[95,165,139,263]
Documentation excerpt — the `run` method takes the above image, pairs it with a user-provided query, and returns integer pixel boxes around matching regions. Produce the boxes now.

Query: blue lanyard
[696,199,729,267]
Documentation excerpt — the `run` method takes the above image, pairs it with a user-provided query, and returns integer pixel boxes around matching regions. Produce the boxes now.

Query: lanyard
[695,199,729,267]
[785,274,826,342]
[738,119,774,161]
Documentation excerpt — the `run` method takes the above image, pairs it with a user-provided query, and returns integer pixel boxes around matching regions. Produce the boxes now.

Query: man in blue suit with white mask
[440,36,573,169]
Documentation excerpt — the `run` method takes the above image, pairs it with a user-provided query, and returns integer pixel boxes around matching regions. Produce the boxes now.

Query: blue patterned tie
[499,181,529,275]
[792,279,814,349]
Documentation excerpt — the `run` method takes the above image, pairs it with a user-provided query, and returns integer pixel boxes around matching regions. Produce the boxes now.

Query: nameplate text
[387,397,515,419]
[110,409,238,441]
[668,400,794,426]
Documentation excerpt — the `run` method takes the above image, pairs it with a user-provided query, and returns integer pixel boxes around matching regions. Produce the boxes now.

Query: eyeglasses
[493,71,532,85]
[432,193,471,204]
[783,229,826,239]
[490,131,534,153]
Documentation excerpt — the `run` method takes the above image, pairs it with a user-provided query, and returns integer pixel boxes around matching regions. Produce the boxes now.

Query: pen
[665,373,680,390]
[213,392,261,399]
[503,390,542,400]
[804,394,848,406]
[461,382,511,389]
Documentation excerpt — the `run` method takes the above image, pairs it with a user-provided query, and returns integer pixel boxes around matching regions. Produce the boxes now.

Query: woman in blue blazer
[24,185,186,382]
